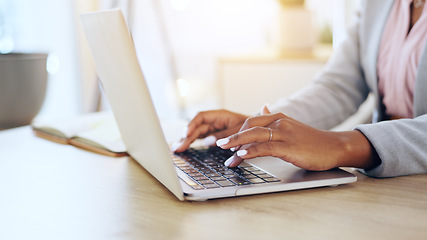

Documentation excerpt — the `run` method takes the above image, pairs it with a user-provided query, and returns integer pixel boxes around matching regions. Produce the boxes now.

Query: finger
[202,124,242,147]
[184,111,215,138]
[236,142,294,164]
[173,123,211,152]
[185,110,242,138]
[239,113,286,133]
[223,143,253,167]
[223,154,244,167]
[216,127,277,149]
[213,124,242,139]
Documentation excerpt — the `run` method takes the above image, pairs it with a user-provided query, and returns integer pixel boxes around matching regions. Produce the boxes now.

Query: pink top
[377,0,427,118]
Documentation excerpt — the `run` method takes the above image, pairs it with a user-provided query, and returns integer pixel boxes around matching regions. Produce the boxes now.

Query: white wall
[0,0,361,123]
[147,0,282,118]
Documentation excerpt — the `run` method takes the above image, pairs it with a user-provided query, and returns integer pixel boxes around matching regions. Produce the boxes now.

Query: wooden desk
[1,126,426,240]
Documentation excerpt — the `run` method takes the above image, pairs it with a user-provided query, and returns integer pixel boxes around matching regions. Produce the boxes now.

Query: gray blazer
[270,0,427,178]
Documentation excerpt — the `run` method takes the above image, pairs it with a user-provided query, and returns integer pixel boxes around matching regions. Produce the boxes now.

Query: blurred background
[0,0,363,127]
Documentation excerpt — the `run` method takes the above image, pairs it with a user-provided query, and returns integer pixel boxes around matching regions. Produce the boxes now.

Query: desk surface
[1,126,426,240]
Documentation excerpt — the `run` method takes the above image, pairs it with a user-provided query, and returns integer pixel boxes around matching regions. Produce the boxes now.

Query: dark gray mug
[0,53,48,129]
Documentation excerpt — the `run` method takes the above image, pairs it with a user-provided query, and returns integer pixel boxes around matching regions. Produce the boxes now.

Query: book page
[72,117,125,153]
[32,112,113,139]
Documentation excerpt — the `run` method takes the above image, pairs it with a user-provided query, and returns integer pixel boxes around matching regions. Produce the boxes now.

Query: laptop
[80,9,357,201]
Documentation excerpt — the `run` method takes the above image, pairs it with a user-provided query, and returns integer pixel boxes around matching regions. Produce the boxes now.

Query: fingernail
[224,157,234,167]
[203,136,217,146]
[230,147,236,152]
[216,138,229,146]
[181,126,189,138]
[171,141,181,152]
[236,149,247,157]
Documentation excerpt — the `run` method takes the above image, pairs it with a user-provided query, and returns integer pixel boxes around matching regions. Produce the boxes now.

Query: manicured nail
[203,136,217,146]
[237,149,247,157]
[224,157,234,167]
[171,141,181,152]
[230,147,236,152]
[181,126,189,138]
[216,138,229,146]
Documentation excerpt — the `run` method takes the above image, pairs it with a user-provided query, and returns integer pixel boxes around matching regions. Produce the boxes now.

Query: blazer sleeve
[355,115,427,178]
[269,8,370,130]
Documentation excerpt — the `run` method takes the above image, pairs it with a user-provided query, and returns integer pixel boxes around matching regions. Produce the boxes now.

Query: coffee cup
[0,53,48,129]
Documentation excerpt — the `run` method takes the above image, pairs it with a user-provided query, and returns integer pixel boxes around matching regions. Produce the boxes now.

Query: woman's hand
[216,112,378,171]
[172,110,248,152]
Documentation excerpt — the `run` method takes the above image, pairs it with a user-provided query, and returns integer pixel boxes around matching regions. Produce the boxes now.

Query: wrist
[336,130,380,170]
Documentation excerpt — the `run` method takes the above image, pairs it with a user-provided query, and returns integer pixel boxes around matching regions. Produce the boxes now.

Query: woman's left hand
[216,112,376,171]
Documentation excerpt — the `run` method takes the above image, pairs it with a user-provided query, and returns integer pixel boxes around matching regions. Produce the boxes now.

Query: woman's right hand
[172,109,248,152]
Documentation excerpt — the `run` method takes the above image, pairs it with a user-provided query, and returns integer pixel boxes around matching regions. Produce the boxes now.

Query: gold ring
[268,128,273,142]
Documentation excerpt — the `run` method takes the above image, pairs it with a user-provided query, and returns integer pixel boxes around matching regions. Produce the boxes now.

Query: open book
[32,112,127,157]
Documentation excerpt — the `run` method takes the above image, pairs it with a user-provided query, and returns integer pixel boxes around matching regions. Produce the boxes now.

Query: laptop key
[198,179,214,184]
[206,173,220,178]
[229,177,251,185]
[191,185,205,190]
[241,166,259,172]
[216,180,236,187]
[203,183,221,189]
[178,175,205,190]
[193,176,209,181]
[250,170,265,175]
[189,172,203,177]
[264,177,281,182]
[248,178,266,184]
[241,174,258,179]
[210,176,227,181]
[179,166,193,171]
[256,173,272,179]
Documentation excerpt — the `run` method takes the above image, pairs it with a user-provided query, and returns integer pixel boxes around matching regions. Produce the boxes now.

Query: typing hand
[216,105,271,167]
[172,110,248,152]
[216,110,350,171]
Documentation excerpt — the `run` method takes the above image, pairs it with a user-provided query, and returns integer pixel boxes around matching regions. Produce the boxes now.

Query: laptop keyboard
[173,147,280,190]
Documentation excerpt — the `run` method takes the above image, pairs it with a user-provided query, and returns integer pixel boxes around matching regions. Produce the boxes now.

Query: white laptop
[80,9,356,201]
